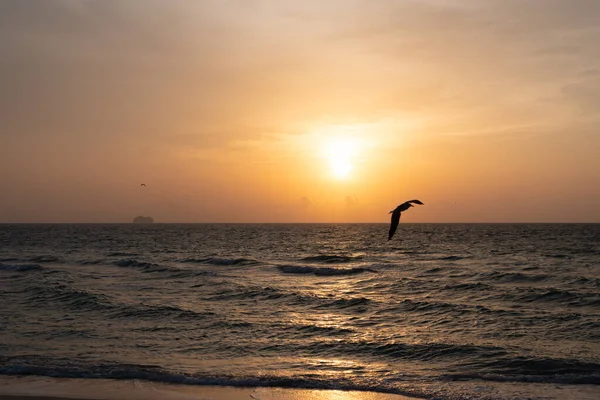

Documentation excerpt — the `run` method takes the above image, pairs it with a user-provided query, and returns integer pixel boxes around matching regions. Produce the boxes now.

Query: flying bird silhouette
[388,200,424,241]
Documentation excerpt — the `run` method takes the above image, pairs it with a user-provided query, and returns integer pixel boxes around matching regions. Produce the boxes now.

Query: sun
[324,138,359,180]
[301,123,369,180]
[330,155,352,179]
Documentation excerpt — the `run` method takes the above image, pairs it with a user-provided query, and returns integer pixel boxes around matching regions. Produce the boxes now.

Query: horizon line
[1,221,599,225]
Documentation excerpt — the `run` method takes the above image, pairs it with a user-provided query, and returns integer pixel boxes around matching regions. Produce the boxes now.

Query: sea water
[1,223,599,399]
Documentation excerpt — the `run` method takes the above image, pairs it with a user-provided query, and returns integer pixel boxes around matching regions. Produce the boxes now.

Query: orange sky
[1,0,599,223]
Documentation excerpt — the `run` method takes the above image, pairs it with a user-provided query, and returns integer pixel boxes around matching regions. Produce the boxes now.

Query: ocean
[1,223,599,400]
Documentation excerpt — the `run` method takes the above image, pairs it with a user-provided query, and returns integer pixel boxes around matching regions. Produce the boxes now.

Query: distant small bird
[140,184,146,187]
[388,200,424,240]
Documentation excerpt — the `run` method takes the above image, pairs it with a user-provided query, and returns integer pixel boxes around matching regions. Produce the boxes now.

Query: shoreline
[0,376,421,400]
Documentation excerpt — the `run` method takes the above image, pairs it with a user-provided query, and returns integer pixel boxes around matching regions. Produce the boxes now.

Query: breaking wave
[181,257,258,266]
[0,263,43,272]
[277,265,376,276]
[300,254,364,263]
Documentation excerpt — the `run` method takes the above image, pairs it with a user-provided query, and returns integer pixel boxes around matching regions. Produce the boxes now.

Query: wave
[2,347,599,397]
[77,259,106,265]
[570,276,600,288]
[26,282,110,311]
[437,255,470,261]
[107,252,140,257]
[0,256,60,264]
[387,299,519,318]
[544,253,573,259]
[0,263,42,272]
[0,357,416,397]
[506,287,600,307]
[300,254,363,263]
[277,265,376,276]
[443,372,600,385]
[205,285,314,304]
[290,323,354,335]
[112,259,211,278]
[114,259,161,269]
[399,250,431,255]
[445,354,600,384]
[108,303,215,321]
[395,299,467,314]
[279,339,600,384]
[263,339,509,366]
[181,257,258,266]
[479,271,549,283]
[316,297,371,309]
[204,283,373,312]
[22,279,215,322]
[28,255,61,263]
[113,259,177,276]
[443,282,491,291]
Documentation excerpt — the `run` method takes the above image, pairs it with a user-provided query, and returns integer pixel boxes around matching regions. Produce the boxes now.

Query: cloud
[3,0,598,149]
[0,1,305,143]
[560,80,600,114]
[303,0,600,132]
[345,196,358,207]
[299,197,313,208]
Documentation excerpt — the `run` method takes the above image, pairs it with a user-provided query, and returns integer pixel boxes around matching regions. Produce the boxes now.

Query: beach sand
[0,376,420,400]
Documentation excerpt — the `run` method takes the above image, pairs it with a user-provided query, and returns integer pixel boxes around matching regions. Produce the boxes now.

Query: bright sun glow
[324,137,360,179]
[331,156,351,178]
[297,122,377,181]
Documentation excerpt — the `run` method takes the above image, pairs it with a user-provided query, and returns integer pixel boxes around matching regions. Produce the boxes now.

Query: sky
[1,0,599,223]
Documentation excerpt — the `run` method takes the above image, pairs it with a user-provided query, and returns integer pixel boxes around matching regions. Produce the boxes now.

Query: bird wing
[407,199,424,205]
[388,209,401,240]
